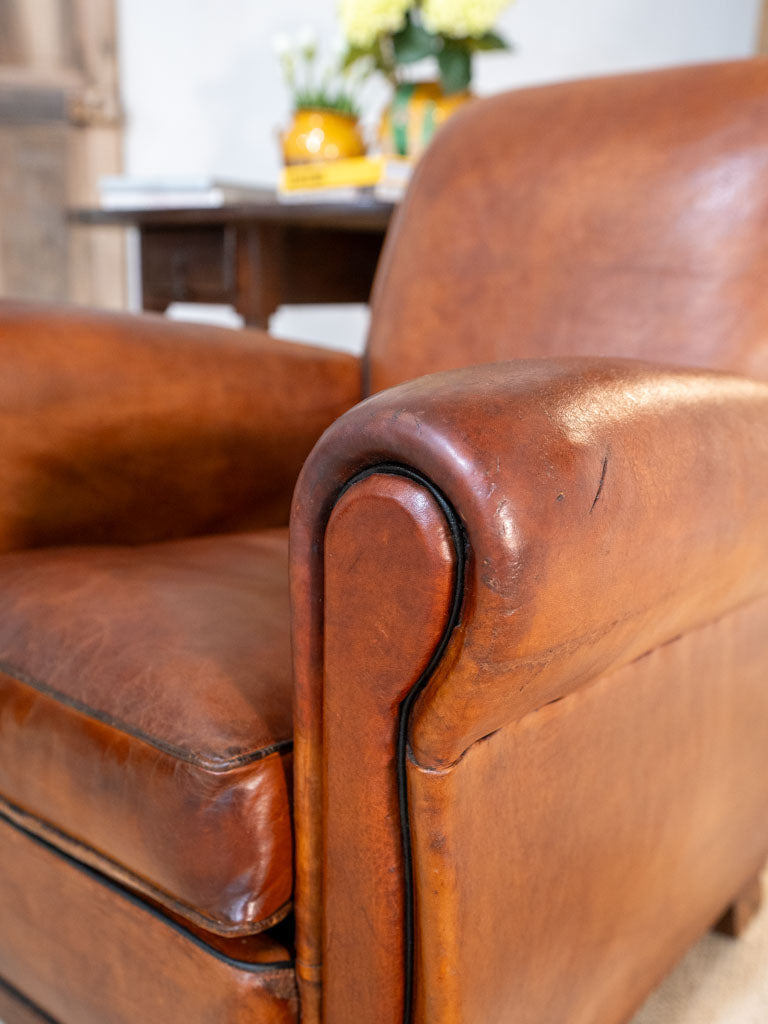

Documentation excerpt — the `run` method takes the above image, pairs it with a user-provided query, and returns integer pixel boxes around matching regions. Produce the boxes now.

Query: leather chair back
[365,59,768,392]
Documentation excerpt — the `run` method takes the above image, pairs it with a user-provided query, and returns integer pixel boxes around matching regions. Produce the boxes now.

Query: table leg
[235,223,283,329]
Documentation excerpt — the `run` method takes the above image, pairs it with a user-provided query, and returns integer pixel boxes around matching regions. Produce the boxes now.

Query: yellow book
[279,156,412,194]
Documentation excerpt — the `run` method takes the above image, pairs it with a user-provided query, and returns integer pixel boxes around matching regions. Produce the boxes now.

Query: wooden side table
[71,192,394,329]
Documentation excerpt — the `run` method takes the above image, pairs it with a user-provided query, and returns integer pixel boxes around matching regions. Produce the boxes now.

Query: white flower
[297,25,317,49]
[338,0,412,48]
[329,32,348,63]
[297,24,318,59]
[421,0,511,37]
[271,32,293,58]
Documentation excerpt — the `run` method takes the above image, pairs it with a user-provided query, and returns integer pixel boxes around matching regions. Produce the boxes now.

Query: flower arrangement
[338,0,513,94]
[272,26,365,115]
[272,26,370,165]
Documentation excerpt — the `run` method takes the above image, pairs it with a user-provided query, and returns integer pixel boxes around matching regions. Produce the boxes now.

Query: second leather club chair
[2,58,768,1024]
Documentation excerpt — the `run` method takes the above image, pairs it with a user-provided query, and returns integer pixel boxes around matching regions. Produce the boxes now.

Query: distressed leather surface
[409,596,768,1023]
[319,475,455,1023]
[0,301,360,551]
[0,529,294,935]
[367,60,768,393]
[0,812,298,1024]
[4,57,768,1024]
[292,356,768,1023]
[299,359,768,764]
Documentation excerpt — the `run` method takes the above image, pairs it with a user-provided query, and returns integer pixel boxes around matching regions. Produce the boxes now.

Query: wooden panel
[140,226,238,312]
[0,113,70,301]
[0,0,124,308]
[0,81,68,121]
[134,218,386,327]
[760,0,768,54]
[0,5,22,63]
[71,200,393,232]
[281,227,385,305]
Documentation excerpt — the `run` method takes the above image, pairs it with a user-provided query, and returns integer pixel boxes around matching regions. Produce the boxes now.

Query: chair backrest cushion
[366,60,768,392]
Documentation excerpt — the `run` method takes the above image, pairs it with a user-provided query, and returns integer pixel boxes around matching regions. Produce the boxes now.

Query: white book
[276,186,379,205]
[98,176,270,209]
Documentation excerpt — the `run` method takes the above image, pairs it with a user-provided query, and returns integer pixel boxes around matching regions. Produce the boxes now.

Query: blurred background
[1,0,765,352]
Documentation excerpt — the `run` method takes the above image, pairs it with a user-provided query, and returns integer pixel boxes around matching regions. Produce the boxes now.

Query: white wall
[482,0,762,91]
[116,0,763,349]
[118,0,762,184]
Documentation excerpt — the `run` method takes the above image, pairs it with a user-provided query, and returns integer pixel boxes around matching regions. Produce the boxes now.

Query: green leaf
[341,44,374,71]
[471,31,510,52]
[393,19,440,64]
[438,43,472,94]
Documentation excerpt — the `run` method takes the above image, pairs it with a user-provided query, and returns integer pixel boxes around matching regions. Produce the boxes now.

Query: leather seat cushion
[0,530,294,936]
[0,810,298,1023]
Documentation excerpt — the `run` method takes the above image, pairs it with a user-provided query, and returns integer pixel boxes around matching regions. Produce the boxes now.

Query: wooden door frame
[0,0,125,308]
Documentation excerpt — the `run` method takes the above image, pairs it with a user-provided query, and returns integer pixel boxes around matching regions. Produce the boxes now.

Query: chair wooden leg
[714,871,764,938]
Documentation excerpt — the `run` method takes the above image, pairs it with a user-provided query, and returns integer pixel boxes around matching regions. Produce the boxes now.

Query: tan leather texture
[5,58,768,1024]
[292,355,768,1023]
[0,301,360,552]
[0,811,298,1024]
[0,977,55,1024]
[290,473,456,1022]
[321,475,455,1023]
[0,530,294,935]
[409,596,768,1023]
[302,359,768,765]
[367,60,768,393]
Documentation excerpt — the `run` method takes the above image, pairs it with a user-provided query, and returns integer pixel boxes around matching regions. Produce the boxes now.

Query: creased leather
[320,474,455,1024]
[297,359,768,768]
[367,60,768,392]
[292,356,768,1023]
[0,812,298,1024]
[5,57,768,1024]
[0,530,294,934]
[409,598,768,1023]
[0,301,361,551]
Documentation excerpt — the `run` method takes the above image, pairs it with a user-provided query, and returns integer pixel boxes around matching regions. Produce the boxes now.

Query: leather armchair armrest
[0,301,361,550]
[291,356,768,1021]
[296,356,768,766]
[291,355,768,1021]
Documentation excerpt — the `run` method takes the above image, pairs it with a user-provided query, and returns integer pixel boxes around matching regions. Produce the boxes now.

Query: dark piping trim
[0,808,294,974]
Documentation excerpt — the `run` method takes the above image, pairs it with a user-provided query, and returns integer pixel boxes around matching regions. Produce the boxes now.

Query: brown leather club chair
[2,58,768,1024]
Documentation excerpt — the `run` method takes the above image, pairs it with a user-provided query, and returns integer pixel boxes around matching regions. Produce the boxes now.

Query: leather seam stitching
[0,801,295,972]
[0,794,291,938]
[0,660,293,771]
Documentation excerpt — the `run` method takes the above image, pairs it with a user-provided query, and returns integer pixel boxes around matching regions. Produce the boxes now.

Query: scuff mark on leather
[590,452,609,513]
[479,550,523,597]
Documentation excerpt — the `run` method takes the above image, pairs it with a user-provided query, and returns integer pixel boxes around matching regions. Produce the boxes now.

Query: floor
[630,871,768,1024]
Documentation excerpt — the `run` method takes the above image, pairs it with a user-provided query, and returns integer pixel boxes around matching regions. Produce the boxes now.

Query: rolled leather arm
[0,301,360,551]
[293,356,768,768]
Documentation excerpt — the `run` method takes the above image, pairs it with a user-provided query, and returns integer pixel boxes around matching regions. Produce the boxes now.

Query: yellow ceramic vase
[380,81,472,159]
[281,109,366,166]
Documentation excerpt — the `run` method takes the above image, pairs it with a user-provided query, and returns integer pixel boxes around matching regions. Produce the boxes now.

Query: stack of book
[277,155,412,204]
[98,176,272,210]
[98,159,412,210]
